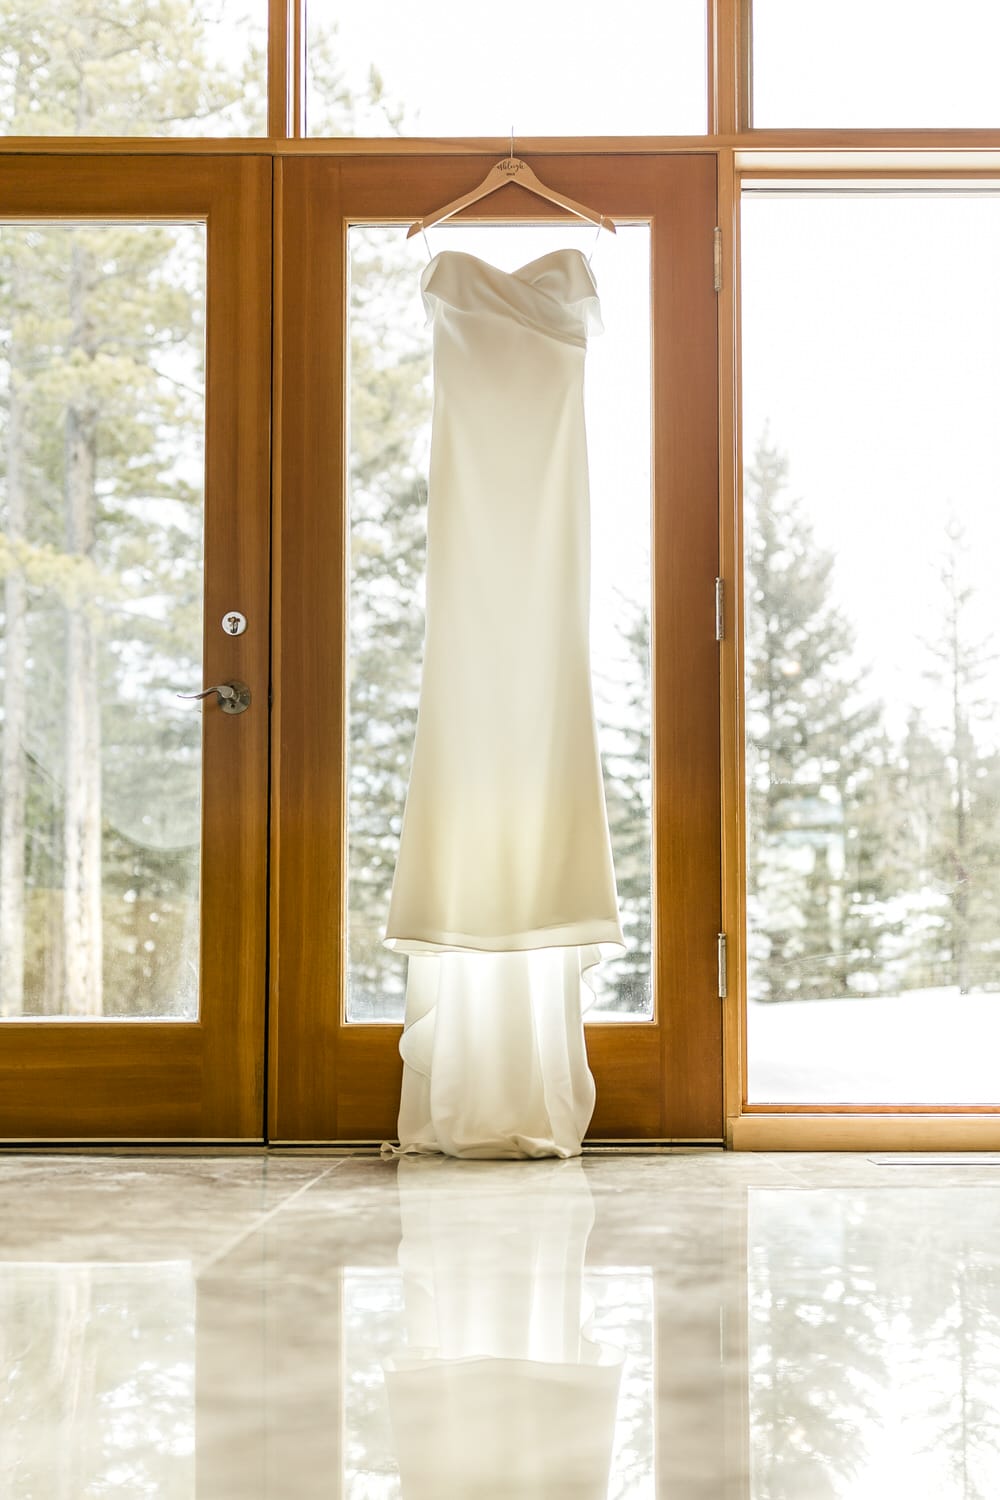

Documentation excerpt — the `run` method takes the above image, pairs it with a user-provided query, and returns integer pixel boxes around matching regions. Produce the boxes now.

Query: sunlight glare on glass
[753,0,1000,126]
[307,0,706,136]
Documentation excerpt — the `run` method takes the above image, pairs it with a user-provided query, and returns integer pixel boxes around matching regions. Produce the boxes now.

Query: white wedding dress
[383,248,623,1159]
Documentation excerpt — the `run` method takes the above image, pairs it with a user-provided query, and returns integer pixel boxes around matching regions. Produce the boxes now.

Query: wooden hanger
[406,134,616,240]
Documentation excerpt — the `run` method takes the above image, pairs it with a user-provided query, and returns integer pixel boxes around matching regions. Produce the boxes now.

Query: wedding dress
[383,248,623,1159]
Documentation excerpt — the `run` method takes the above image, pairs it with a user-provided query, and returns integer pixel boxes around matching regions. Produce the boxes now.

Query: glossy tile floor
[3,1151,1000,1498]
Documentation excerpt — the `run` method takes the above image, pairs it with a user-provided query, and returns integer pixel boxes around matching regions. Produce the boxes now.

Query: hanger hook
[510,125,515,159]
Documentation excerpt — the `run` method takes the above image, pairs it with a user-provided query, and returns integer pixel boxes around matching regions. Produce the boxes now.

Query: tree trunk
[2,56,36,1017]
[43,882,65,1017]
[950,607,971,997]
[1,349,27,1017]
[62,240,103,1017]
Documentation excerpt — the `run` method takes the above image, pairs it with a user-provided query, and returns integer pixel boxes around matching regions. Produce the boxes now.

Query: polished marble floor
[2,1150,1000,1498]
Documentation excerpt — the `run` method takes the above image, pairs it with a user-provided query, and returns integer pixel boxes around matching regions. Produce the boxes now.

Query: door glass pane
[0,221,205,1020]
[1,2,267,136]
[346,223,652,1022]
[742,189,1000,1102]
[753,0,1000,127]
[307,1,706,136]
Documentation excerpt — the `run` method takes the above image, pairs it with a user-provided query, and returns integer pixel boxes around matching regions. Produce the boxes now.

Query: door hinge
[715,577,725,641]
[713,227,723,292]
[717,932,728,999]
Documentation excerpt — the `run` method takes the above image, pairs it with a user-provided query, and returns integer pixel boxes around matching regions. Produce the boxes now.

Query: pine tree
[968,745,1000,991]
[598,598,652,1013]
[896,709,952,991]
[0,214,208,1015]
[917,517,1000,996]
[838,727,910,996]
[0,0,267,137]
[345,231,431,1016]
[745,431,889,1001]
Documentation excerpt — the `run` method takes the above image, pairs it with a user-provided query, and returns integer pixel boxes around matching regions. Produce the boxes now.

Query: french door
[0,157,271,1139]
[268,154,723,1143]
[0,151,721,1143]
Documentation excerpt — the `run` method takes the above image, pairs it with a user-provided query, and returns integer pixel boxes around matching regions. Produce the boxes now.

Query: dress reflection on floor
[383,1159,623,1498]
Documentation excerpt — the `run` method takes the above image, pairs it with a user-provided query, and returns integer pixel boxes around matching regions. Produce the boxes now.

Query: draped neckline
[422,245,596,286]
[420,247,603,345]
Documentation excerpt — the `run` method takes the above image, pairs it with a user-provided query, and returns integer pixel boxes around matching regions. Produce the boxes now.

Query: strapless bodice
[420,248,603,348]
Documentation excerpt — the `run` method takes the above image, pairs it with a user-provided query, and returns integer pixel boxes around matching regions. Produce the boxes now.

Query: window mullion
[710,0,752,135]
[268,0,305,139]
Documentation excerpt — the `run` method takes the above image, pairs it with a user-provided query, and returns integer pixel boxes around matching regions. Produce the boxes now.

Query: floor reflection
[748,1188,1000,1500]
[4,1157,1000,1498]
[344,1160,652,1498]
[1,1261,195,1497]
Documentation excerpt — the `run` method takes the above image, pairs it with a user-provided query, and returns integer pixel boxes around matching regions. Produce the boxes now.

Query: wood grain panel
[731,1112,1000,1151]
[269,157,347,1141]
[0,1027,202,1137]
[5,136,1000,161]
[717,147,747,1136]
[0,156,271,1140]
[585,1028,663,1139]
[710,0,751,135]
[270,154,722,1143]
[651,157,724,1141]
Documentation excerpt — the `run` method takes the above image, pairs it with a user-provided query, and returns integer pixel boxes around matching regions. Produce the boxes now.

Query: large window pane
[0,2,267,136]
[742,189,1000,1103]
[0,222,205,1019]
[346,223,652,1022]
[753,0,1000,128]
[307,1,706,136]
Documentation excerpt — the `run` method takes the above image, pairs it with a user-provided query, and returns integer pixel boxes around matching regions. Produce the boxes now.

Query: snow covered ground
[748,987,1000,1103]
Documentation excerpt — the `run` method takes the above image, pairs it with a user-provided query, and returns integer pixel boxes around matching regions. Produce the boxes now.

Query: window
[741,187,1000,1104]
[0,2,268,136]
[0,221,206,1019]
[306,0,707,136]
[752,0,1000,128]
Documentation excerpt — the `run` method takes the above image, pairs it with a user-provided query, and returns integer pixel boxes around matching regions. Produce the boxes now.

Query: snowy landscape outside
[743,193,1000,1103]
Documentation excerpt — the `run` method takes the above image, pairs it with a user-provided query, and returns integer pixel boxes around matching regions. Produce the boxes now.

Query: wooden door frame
[268,152,723,1144]
[0,155,272,1141]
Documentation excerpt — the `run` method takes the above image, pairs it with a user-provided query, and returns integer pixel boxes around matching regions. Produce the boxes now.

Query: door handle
[176,680,251,715]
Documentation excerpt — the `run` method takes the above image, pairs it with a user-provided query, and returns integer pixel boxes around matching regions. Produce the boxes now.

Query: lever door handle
[176,680,251,714]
